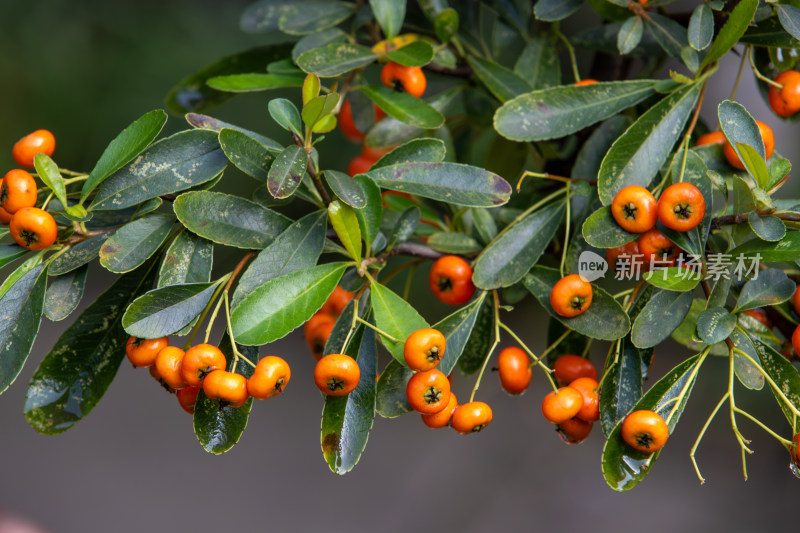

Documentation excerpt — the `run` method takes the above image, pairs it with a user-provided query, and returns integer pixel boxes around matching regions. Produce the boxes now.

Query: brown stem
[425,63,473,78]
[225,251,255,293]
[710,210,800,229]
[685,79,708,141]
[291,132,331,205]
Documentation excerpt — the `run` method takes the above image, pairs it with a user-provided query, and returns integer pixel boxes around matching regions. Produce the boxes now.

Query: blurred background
[0,1,798,532]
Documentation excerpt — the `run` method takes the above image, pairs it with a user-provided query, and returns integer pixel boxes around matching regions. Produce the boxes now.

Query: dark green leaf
[44,266,87,322]
[358,86,444,129]
[386,41,433,67]
[437,294,487,375]
[206,73,303,92]
[268,98,303,137]
[99,215,174,273]
[534,0,584,21]
[602,354,702,491]
[734,268,795,312]
[458,298,495,374]
[730,329,764,391]
[185,113,281,150]
[617,16,643,54]
[524,266,630,341]
[297,42,377,78]
[366,161,511,207]
[754,339,800,426]
[631,290,693,348]
[25,259,158,434]
[292,28,348,62]
[719,100,765,173]
[748,213,786,242]
[428,232,482,254]
[370,138,446,170]
[599,338,643,438]
[643,266,701,292]
[122,282,218,338]
[696,307,736,344]
[598,83,702,205]
[49,232,112,276]
[0,266,46,395]
[473,202,565,289]
[173,191,291,249]
[219,128,279,183]
[387,207,419,250]
[279,1,354,35]
[740,16,800,48]
[325,170,367,208]
[268,145,308,199]
[231,262,348,345]
[468,56,532,103]
[514,37,561,90]
[645,13,689,60]
[700,0,758,70]
[158,230,213,288]
[376,360,414,417]
[582,206,638,248]
[353,176,382,249]
[494,80,655,142]
[0,245,28,271]
[91,130,227,210]
[729,231,800,262]
[371,281,428,362]
[688,4,713,51]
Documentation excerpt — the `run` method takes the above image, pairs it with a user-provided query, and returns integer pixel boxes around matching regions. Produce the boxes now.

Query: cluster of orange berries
[696,120,775,171]
[3,130,59,251]
[126,337,290,414]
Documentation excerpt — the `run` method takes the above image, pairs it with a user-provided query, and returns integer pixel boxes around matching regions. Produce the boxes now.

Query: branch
[710,210,800,229]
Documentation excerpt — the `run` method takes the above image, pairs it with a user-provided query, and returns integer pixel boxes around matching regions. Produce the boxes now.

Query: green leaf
[741,15,800,48]
[206,73,303,92]
[688,4,713,51]
[493,80,655,142]
[49,231,112,276]
[268,145,308,199]
[302,93,340,129]
[193,333,255,454]
[719,99,765,169]
[734,268,795,313]
[0,266,46,396]
[0,245,29,271]
[754,339,800,426]
[437,294,487,375]
[353,176,382,249]
[292,28,348,62]
[158,230,213,288]
[602,354,702,491]
[599,338,643,438]
[328,200,362,263]
[767,159,791,191]
[219,128,279,183]
[185,113,281,150]
[387,207,419,249]
[268,98,303,138]
[434,8,459,43]
[376,360,414,417]
[325,170,366,208]
[729,231,800,262]
[534,0,584,21]
[321,322,377,474]
[617,16,643,54]
[582,206,638,248]
[278,1,354,35]
[748,213,785,242]
[366,161,511,207]
[737,144,769,188]
[370,0,405,40]
[33,154,67,210]
[173,191,291,249]
[473,202,566,289]
[386,41,434,67]
[371,282,429,362]
[468,56,532,103]
[231,262,348,345]
[457,297,495,374]
[573,115,631,181]
[91,129,227,211]
[643,266,701,292]
[358,86,444,129]
[166,44,293,114]
[524,266,630,341]
[514,37,561,90]
[631,290,693,349]
[370,138,446,170]
[122,282,218,338]
[700,0,757,70]
[598,82,702,205]
[99,215,174,274]
[81,110,168,202]
[297,42,377,78]
[696,307,736,345]
[428,232,482,254]
[44,266,87,322]
[645,13,690,61]
[730,329,764,391]
[25,259,159,434]
[232,210,327,308]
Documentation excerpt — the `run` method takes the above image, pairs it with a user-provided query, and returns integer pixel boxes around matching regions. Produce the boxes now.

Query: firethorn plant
[4,0,800,491]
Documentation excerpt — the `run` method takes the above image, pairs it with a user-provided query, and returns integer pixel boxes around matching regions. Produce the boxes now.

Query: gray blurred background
[0,1,798,532]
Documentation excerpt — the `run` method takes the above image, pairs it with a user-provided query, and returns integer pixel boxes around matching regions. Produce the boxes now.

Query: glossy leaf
[49,232,112,276]
[0,245,29,271]
[699,0,758,70]
[734,268,795,312]
[754,339,800,426]
[642,267,701,292]
[358,86,444,129]
[231,262,348,345]
[370,0,404,40]
[748,213,785,242]
[688,4,713,51]
[602,354,702,491]
[387,207,419,250]
[617,16,643,55]
[193,333,255,454]
[645,13,690,61]
[325,170,366,208]
[33,154,68,213]
[376,360,414,418]
[370,138,446,170]
[122,282,218,338]
[473,202,566,289]
[729,328,764,391]
[366,161,511,207]
[599,338,643,438]
[631,290,693,349]
[457,297,495,374]
[696,307,736,345]
[437,294,487,375]
[468,56,532,103]
[206,73,303,92]
[297,42,377,78]
[386,41,434,67]
[0,266,46,396]
[232,210,327,308]
[219,128,279,183]
[740,16,800,48]
[514,36,561,90]
[292,28,347,62]
[173,191,291,249]
[353,176,382,249]
[534,0,583,21]
[582,206,638,248]
[371,282,429,362]
[185,113,281,150]
[44,266,87,322]
[427,232,482,254]
[524,266,630,341]
[268,145,307,199]
[91,129,227,210]
[99,215,174,273]
[268,98,303,137]
[25,259,158,434]
[598,82,702,205]
[493,80,655,142]
[729,231,800,263]
[329,200,362,263]
[157,230,213,288]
